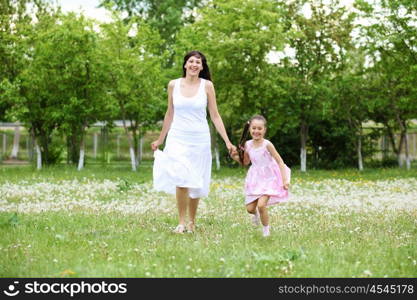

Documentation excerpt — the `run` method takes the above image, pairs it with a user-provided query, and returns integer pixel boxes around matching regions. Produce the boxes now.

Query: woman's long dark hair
[182,50,212,81]
[238,115,267,165]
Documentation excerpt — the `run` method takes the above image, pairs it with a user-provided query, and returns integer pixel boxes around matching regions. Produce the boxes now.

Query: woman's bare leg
[187,197,199,232]
[175,187,189,232]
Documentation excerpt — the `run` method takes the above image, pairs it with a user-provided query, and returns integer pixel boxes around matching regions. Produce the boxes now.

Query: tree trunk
[35,140,42,170]
[214,129,220,170]
[356,123,364,171]
[214,143,220,171]
[38,132,50,165]
[357,134,363,171]
[397,131,405,167]
[393,108,409,168]
[77,133,85,171]
[119,98,136,171]
[384,122,404,167]
[130,122,140,167]
[129,142,136,171]
[11,126,20,159]
[300,120,308,172]
[385,124,399,156]
[396,118,411,170]
[122,123,136,171]
[137,136,143,167]
[68,132,80,165]
[404,133,410,170]
[210,123,220,170]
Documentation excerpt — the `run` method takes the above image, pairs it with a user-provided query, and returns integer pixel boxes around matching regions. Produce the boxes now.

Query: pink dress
[245,139,290,206]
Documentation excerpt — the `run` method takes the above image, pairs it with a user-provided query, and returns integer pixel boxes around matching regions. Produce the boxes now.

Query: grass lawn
[1,163,416,277]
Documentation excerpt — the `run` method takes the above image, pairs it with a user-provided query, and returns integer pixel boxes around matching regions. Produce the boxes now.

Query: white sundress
[153,78,212,198]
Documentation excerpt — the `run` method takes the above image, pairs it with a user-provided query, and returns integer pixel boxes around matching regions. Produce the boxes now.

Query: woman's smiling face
[184,55,203,76]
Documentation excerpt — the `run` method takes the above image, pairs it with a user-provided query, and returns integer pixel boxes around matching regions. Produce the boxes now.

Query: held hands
[230,148,239,160]
[226,142,237,155]
[151,140,162,151]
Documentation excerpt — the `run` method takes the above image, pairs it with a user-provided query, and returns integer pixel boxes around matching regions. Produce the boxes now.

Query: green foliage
[271,0,357,170]
[355,0,417,164]
[176,0,287,134]
[0,0,34,121]
[8,5,66,164]
[309,119,357,169]
[0,79,21,121]
[1,0,415,169]
[270,126,303,168]
[99,0,202,45]
[32,12,114,164]
[100,11,167,160]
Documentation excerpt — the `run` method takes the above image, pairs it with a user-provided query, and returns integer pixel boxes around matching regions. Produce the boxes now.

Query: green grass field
[1,164,416,277]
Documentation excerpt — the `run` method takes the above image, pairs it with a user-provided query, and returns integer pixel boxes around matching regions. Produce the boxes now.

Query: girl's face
[249,119,266,140]
[184,55,203,77]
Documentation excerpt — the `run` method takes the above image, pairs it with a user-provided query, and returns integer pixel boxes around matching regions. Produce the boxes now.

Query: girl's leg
[187,197,199,232]
[246,200,260,226]
[246,200,258,214]
[257,196,270,226]
[175,187,189,232]
[257,196,270,236]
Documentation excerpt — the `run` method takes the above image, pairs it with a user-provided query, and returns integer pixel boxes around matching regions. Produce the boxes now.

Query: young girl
[230,115,290,237]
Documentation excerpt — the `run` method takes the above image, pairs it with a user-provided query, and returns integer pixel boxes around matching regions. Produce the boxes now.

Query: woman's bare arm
[206,80,235,153]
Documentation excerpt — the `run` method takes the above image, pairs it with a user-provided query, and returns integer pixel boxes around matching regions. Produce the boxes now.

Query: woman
[151,50,236,233]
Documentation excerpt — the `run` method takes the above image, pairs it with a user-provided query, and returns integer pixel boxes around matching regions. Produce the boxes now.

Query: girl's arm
[206,81,236,154]
[241,143,251,166]
[266,141,289,188]
[151,80,175,151]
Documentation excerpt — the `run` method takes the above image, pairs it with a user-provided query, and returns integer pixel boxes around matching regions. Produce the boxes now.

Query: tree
[43,13,114,170]
[3,3,66,168]
[99,0,203,63]
[0,0,33,122]
[331,49,372,170]
[100,11,166,171]
[278,0,356,171]
[175,0,287,164]
[356,0,417,169]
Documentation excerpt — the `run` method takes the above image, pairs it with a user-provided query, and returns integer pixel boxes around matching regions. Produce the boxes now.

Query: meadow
[0,164,416,278]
